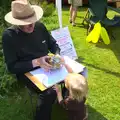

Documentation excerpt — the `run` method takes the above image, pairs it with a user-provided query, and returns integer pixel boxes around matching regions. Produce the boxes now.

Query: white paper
[30,66,68,88]
[30,56,85,88]
[64,56,85,73]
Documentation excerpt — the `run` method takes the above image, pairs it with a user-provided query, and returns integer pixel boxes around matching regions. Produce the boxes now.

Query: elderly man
[2,0,60,120]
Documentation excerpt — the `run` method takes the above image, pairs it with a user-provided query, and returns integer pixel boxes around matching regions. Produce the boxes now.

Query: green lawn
[0,7,120,120]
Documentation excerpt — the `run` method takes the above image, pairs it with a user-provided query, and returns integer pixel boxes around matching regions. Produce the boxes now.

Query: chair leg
[111,33,115,40]
[82,9,89,25]
[87,23,92,35]
[106,27,116,40]
[60,82,65,89]
[61,83,66,99]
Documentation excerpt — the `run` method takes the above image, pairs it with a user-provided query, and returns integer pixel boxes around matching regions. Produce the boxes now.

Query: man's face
[19,23,35,33]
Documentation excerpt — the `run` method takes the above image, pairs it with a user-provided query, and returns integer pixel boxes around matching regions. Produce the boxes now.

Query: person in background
[54,63,88,120]
[68,0,83,26]
[2,0,60,120]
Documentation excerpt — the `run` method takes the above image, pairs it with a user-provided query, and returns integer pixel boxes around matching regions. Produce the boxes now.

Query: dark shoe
[69,18,72,23]
[72,22,76,26]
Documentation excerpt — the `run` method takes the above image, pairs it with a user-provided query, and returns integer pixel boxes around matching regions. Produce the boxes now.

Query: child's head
[65,73,88,102]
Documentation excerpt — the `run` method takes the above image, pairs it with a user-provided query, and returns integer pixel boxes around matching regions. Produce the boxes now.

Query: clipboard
[25,56,85,91]
[25,65,68,90]
[25,72,47,91]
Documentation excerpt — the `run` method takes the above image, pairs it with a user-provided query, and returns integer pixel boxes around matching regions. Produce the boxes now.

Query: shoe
[69,18,72,23]
[72,22,76,26]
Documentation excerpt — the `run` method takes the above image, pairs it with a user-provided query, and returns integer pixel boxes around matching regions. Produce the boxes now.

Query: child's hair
[65,73,88,102]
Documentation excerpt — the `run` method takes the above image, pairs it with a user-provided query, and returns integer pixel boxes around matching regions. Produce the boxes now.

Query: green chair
[82,0,120,36]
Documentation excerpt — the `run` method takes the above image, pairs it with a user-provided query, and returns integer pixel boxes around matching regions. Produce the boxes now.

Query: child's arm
[60,57,73,73]
[64,63,73,73]
[54,84,63,103]
[55,54,73,73]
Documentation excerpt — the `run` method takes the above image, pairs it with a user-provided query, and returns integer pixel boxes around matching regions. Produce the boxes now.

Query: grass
[0,6,120,120]
[62,7,120,120]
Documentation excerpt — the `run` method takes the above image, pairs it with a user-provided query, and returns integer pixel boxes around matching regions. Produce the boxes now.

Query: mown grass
[62,7,120,120]
[0,6,120,120]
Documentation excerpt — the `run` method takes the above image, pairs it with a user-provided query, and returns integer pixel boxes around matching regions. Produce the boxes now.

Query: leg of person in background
[35,88,56,120]
[69,5,73,23]
[72,6,78,26]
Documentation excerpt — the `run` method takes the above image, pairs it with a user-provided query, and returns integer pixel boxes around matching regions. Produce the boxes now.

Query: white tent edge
[56,0,62,28]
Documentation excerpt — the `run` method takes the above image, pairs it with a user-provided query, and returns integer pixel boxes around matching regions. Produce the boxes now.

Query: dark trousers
[17,75,57,120]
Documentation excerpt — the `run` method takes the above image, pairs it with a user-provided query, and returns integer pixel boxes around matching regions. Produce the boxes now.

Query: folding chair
[82,0,120,37]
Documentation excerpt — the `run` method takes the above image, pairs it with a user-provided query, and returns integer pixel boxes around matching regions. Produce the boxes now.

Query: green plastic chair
[82,0,120,36]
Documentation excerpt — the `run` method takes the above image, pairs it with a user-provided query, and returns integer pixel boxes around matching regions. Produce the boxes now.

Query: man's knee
[38,88,56,104]
[47,88,57,103]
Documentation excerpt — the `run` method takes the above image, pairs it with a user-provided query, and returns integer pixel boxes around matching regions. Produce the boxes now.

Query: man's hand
[32,56,52,71]
[55,54,65,65]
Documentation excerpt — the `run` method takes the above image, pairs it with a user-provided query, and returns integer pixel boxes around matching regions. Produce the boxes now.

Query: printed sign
[51,27,78,60]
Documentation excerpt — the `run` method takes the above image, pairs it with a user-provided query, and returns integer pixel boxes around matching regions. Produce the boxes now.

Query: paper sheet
[64,56,85,73]
[30,66,68,88]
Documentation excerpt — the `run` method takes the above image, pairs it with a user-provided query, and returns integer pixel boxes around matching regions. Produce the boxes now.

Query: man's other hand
[32,56,52,71]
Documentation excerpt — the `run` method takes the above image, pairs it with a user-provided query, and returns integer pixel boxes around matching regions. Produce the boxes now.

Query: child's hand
[53,84,62,94]
[53,84,63,102]
[60,57,65,65]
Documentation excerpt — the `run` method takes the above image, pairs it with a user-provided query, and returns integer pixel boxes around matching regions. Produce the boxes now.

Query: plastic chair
[82,0,120,36]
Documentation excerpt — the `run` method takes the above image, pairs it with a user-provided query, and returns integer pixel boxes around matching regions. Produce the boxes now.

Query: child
[54,63,88,120]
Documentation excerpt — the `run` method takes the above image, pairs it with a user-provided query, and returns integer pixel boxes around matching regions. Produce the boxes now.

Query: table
[47,0,88,5]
